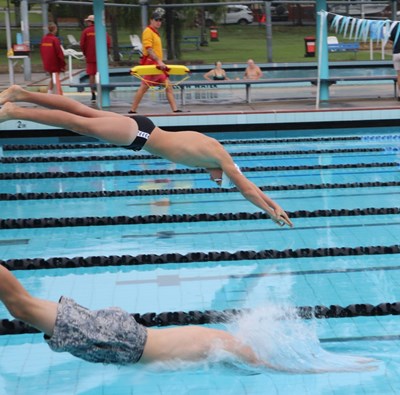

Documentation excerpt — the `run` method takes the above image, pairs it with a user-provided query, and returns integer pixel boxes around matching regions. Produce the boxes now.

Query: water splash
[139,304,378,374]
[231,304,378,374]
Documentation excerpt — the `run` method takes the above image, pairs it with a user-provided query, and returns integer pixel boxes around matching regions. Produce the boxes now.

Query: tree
[157,0,222,60]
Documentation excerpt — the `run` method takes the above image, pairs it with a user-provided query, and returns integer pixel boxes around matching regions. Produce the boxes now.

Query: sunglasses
[154,18,162,22]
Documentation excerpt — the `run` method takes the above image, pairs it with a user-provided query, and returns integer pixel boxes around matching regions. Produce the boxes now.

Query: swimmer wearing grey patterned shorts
[45,297,147,364]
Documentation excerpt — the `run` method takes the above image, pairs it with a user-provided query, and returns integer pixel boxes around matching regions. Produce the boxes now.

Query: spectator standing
[80,15,111,103]
[243,59,263,80]
[129,11,181,114]
[40,23,66,95]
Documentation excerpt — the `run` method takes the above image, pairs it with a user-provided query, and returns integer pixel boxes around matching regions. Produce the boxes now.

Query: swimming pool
[79,61,397,84]
[0,129,399,394]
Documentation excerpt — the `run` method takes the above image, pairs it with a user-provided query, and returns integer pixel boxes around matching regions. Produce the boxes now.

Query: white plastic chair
[67,34,80,48]
[129,34,143,55]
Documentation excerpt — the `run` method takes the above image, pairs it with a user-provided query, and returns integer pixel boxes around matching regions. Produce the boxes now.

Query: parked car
[205,5,254,26]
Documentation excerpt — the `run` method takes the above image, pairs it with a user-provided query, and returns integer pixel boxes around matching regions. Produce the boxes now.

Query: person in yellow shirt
[129,12,181,114]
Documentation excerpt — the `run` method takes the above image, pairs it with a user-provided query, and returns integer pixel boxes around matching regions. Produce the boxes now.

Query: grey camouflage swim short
[45,296,148,364]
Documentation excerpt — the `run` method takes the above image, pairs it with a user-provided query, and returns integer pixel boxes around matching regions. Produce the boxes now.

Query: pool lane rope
[1,244,399,271]
[1,301,400,335]
[1,207,399,230]
[1,180,400,201]
[0,161,397,180]
[1,147,387,163]
[0,135,370,152]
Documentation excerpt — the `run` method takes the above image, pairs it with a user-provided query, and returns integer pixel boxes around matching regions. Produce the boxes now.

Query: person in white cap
[80,14,111,102]
[0,85,293,227]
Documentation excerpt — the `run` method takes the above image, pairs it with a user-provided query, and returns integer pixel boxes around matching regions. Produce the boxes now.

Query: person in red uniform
[80,15,111,103]
[129,11,181,114]
[40,23,66,95]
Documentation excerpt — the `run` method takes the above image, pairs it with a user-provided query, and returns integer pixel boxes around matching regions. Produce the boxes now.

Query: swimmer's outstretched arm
[142,325,275,370]
[253,186,293,227]
[223,162,293,227]
[0,265,57,336]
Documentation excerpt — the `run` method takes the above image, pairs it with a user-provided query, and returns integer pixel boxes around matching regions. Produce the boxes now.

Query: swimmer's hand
[270,208,293,228]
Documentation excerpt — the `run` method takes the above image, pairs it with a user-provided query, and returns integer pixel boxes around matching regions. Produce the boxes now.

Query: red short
[86,62,97,76]
[141,73,168,87]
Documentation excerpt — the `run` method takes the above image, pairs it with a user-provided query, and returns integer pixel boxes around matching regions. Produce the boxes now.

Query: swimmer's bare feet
[0,102,17,122]
[0,85,25,105]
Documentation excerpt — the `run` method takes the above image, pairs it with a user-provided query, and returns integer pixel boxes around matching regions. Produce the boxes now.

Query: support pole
[93,0,110,107]
[20,0,31,81]
[265,1,273,63]
[316,0,329,104]
[139,0,149,31]
[392,0,397,20]
[68,54,73,82]
[41,0,49,37]
[5,9,15,84]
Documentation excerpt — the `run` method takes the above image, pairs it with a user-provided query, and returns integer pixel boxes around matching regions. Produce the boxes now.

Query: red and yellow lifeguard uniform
[80,24,111,75]
[40,33,66,73]
[140,26,167,86]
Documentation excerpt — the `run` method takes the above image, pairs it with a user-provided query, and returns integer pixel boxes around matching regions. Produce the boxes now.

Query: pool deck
[1,71,400,133]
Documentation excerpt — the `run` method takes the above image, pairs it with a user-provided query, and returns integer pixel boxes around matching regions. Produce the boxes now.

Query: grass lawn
[180,24,315,64]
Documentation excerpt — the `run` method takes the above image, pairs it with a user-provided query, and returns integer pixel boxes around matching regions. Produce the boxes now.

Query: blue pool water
[0,129,399,394]
[93,63,397,84]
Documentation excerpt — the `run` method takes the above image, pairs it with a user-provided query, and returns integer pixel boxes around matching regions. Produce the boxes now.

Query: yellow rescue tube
[131,64,190,76]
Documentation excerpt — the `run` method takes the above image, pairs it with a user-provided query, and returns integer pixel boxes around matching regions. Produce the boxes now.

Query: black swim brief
[123,115,156,151]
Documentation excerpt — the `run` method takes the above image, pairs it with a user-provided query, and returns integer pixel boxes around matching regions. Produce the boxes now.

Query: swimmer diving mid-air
[0,85,292,227]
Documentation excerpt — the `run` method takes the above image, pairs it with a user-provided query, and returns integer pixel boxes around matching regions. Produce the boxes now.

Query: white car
[206,5,254,26]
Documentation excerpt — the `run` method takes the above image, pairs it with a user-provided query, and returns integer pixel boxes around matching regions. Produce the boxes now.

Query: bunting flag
[321,9,400,46]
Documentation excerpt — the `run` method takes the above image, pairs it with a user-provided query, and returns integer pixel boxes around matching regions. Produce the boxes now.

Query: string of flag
[320,9,399,45]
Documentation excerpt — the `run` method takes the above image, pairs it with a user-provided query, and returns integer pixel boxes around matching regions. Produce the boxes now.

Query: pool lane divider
[0,147,387,164]
[2,180,400,201]
[0,135,368,152]
[0,161,397,180]
[1,244,399,272]
[1,300,400,335]
[1,207,399,229]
